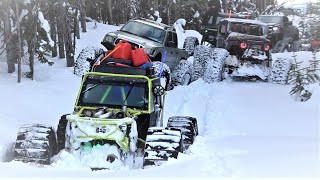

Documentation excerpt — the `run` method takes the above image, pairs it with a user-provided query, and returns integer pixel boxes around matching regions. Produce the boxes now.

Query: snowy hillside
[0,22,319,178]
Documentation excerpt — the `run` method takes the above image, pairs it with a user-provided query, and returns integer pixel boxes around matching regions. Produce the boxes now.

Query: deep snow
[0,21,319,178]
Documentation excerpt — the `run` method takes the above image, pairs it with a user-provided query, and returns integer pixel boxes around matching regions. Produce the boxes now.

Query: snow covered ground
[0,22,319,178]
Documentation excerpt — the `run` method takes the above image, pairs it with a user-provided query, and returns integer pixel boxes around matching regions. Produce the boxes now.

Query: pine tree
[2,0,18,73]
[289,52,320,102]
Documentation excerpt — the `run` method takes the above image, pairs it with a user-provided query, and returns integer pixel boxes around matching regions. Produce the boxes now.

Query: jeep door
[164,31,180,71]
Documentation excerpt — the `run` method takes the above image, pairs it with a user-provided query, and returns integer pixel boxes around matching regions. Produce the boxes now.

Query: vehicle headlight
[144,48,155,55]
[104,35,115,43]
[272,27,279,32]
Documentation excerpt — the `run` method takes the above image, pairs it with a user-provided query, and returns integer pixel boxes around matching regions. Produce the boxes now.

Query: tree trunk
[65,8,74,67]
[80,0,86,32]
[15,1,22,83]
[57,0,65,58]
[49,1,57,57]
[106,0,113,24]
[75,8,80,39]
[166,0,170,25]
[3,0,15,73]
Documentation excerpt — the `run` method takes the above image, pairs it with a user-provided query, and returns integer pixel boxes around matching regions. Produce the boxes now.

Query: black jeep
[200,12,254,46]
[215,18,272,80]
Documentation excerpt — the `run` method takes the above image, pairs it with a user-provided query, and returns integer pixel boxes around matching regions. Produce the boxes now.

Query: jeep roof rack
[133,17,172,30]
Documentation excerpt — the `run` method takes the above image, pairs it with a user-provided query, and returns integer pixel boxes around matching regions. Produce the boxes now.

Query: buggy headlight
[119,125,127,133]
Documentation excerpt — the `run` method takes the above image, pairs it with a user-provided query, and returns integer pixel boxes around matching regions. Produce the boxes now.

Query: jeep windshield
[79,79,148,110]
[120,21,166,44]
[228,22,264,36]
[258,16,283,24]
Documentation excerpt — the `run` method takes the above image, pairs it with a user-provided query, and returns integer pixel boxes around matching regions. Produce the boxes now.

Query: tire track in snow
[164,80,233,176]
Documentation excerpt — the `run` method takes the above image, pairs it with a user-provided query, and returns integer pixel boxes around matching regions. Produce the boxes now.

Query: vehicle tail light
[264,44,270,51]
[240,42,247,49]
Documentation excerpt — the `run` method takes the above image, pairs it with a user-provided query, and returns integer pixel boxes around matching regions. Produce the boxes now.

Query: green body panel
[67,72,164,152]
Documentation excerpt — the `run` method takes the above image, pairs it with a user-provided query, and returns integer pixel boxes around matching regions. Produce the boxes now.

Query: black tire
[183,37,199,55]
[171,60,193,87]
[203,48,229,83]
[290,40,301,52]
[56,114,69,153]
[74,46,104,76]
[269,57,292,84]
[192,45,211,82]
[152,61,171,90]
[13,124,57,165]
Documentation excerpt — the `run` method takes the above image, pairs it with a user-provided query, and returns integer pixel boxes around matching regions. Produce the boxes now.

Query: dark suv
[257,15,288,46]
[200,13,254,46]
[258,15,300,52]
[216,18,272,80]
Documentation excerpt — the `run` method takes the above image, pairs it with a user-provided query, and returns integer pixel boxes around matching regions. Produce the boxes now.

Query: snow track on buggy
[143,127,183,166]
[144,116,198,166]
[13,124,57,165]
[167,116,198,149]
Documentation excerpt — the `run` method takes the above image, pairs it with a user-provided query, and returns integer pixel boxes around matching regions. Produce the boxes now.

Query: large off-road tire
[290,40,301,52]
[167,116,198,150]
[171,60,193,87]
[143,127,183,167]
[192,45,212,82]
[74,46,104,76]
[152,62,171,90]
[269,57,292,84]
[203,48,229,83]
[183,37,199,55]
[13,124,57,165]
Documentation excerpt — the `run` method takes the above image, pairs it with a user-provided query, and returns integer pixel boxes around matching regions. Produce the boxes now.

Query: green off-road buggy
[13,55,198,169]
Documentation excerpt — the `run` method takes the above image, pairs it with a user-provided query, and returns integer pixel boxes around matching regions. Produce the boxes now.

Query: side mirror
[153,85,165,96]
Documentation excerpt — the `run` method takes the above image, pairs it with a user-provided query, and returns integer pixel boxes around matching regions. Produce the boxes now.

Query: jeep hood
[108,31,163,48]
[265,22,281,27]
[227,32,270,43]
